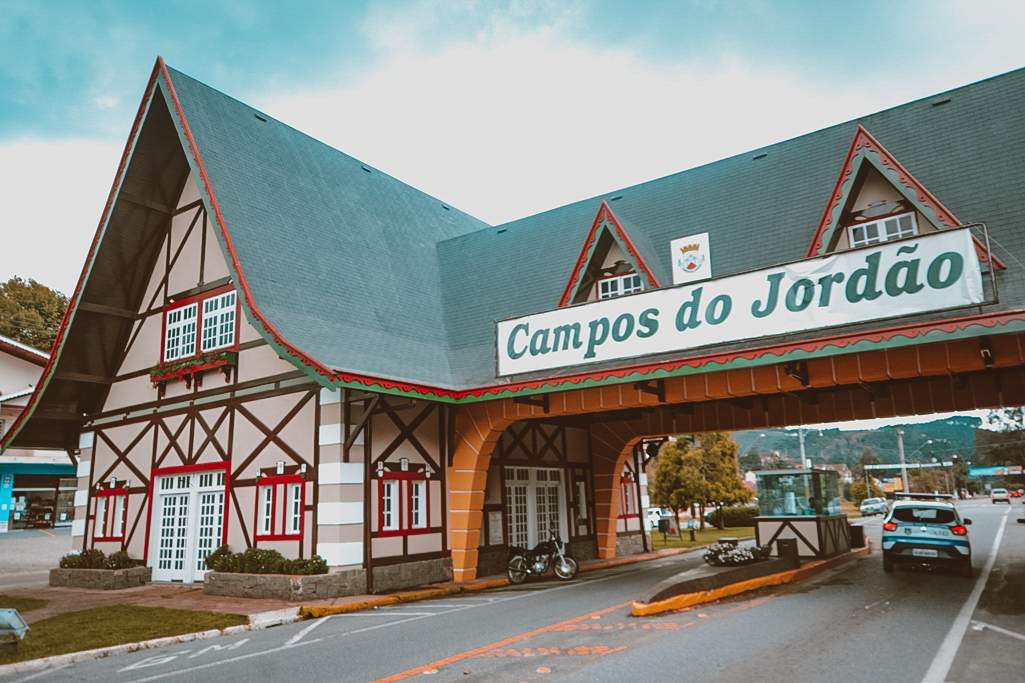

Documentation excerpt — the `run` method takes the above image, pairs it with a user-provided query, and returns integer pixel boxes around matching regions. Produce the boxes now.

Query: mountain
[732,416,981,470]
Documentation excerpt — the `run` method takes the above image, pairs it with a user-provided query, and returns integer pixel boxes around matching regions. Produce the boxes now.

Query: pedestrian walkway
[3,544,707,625]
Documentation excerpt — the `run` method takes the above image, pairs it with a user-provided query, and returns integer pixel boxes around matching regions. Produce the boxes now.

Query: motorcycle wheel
[553,556,578,581]
[508,555,529,584]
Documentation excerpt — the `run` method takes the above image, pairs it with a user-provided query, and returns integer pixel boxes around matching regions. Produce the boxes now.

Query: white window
[381,480,398,530]
[598,273,643,300]
[164,303,198,361]
[94,497,107,537]
[260,485,273,535]
[201,291,237,352]
[411,480,427,529]
[504,467,568,548]
[287,483,302,535]
[848,212,917,249]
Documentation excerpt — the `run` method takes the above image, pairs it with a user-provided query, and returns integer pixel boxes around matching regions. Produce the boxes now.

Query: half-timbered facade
[6,59,1025,588]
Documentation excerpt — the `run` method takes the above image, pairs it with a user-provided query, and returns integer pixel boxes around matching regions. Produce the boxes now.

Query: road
[0,528,71,590]
[10,500,1025,682]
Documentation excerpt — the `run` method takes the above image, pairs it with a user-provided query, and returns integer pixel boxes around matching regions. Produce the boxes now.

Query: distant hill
[733,416,981,469]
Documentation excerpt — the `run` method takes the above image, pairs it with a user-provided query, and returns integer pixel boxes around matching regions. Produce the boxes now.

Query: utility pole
[896,428,909,493]
[799,428,808,468]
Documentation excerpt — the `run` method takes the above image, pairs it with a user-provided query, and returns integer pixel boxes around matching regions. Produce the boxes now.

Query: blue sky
[2,0,1024,296]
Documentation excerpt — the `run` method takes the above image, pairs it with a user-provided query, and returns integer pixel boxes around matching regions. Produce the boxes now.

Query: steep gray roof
[438,67,1025,387]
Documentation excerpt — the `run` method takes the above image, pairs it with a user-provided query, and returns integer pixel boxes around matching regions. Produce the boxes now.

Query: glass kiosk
[754,469,850,558]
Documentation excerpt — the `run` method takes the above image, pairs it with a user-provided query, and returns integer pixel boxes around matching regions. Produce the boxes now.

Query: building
[0,335,75,533]
[4,59,1025,589]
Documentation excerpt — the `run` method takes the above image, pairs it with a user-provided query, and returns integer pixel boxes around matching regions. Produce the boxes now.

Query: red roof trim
[0,60,163,452]
[808,125,1004,268]
[157,59,337,384]
[557,201,660,308]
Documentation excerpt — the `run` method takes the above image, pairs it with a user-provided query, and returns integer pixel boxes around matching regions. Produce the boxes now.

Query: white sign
[496,228,984,376]
[671,232,711,284]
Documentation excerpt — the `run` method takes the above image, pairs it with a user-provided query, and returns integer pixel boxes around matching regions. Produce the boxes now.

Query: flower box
[49,566,152,590]
[149,350,238,393]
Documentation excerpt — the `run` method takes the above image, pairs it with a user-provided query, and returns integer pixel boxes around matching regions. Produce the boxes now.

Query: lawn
[0,595,48,613]
[649,525,754,551]
[0,605,248,665]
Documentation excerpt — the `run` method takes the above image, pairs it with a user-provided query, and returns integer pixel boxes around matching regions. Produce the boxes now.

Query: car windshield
[892,506,957,524]
[863,498,883,505]
[992,489,1007,494]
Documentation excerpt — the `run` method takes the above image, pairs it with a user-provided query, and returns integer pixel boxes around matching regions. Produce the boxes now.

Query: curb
[631,544,871,617]
[0,607,299,677]
[298,538,751,619]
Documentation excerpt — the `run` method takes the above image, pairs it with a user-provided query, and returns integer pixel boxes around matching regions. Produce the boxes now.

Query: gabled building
[4,59,1025,588]
[0,335,75,533]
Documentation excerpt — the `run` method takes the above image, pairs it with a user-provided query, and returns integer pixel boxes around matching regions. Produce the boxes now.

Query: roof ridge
[164,65,492,234]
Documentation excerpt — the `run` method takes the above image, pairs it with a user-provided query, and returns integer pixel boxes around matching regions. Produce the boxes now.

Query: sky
[0,1,1021,430]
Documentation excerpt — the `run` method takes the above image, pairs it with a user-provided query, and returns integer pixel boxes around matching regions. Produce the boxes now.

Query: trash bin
[849,524,866,548]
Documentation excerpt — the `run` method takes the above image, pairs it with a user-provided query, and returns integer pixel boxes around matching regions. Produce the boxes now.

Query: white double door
[505,467,569,549]
[150,470,225,583]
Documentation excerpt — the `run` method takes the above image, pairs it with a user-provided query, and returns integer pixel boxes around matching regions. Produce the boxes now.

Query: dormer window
[847,212,917,249]
[598,273,643,300]
[162,287,238,363]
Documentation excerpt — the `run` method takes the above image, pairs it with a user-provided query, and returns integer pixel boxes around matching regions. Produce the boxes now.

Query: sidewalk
[4,543,709,625]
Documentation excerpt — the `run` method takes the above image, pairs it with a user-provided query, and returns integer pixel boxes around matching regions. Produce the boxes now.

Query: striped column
[315,388,365,567]
[71,431,94,548]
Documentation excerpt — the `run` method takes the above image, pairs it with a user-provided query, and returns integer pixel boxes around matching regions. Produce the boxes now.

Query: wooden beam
[55,371,114,384]
[633,379,666,402]
[119,192,172,215]
[513,394,549,413]
[78,301,138,320]
[32,410,84,422]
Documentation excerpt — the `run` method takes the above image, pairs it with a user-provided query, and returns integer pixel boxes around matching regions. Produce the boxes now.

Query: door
[504,467,568,548]
[151,469,226,583]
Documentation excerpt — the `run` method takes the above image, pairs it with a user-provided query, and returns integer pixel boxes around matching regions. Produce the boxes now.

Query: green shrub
[59,549,107,569]
[204,545,327,575]
[105,551,139,570]
[705,504,760,527]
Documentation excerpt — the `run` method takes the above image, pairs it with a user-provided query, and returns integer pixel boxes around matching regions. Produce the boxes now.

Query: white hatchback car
[991,488,1011,504]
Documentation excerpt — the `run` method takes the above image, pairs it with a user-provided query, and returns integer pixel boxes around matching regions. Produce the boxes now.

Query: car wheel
[883,554,894,573]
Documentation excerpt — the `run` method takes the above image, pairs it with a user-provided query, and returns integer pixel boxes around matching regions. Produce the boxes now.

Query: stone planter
[204,568,366,601]
[49,566,151,590]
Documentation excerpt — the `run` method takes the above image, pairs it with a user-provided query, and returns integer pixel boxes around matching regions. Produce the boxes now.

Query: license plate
[912,548,939,558]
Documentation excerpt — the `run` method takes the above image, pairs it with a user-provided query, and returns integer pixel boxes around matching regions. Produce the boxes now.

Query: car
[859,497,889,516]
[647,508,676,530]
[1010,489,1023,498]
[881,500,972,576]
[991,488,1011,504]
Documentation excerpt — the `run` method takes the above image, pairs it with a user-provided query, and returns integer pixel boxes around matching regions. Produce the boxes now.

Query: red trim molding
[253,474,305,542]
[807,125,1004,269]
[376,471,433,538]
[142,460,230,562]
[557,201,661,308]
[92,487,129,543]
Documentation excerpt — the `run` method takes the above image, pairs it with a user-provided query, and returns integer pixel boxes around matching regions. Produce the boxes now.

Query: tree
[853,447,880,478]
[648,441,705,540]
[0,277,68,352]
[698,432,752,529]
[977,409,1025,469]
[848,479,884,504]
[739,449,763,472]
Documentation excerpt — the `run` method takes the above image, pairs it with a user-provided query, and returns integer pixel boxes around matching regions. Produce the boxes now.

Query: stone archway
[446,335,1025,581]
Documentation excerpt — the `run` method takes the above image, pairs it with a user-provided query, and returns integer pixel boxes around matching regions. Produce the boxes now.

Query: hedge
[205,545,328,575]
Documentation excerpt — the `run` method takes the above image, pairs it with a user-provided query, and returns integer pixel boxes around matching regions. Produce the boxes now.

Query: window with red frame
[93,489,128,542]
[377,473,430,536]
[254,476,305,541]
[619,473,638,518]
[163,288,238,363]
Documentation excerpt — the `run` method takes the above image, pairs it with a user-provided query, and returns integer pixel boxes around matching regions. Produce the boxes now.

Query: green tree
[648,441,704,540]
[699,432,752,529]
[0,277,68,352]
[739,449,763,472]
[978,408,1025,469]
[848,479,884,504]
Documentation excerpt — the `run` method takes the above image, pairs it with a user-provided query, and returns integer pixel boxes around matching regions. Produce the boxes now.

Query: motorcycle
[507,530,578,584]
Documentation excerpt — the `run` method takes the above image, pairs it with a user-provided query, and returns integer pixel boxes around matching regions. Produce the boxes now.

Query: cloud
[0,138,121,293]
[261,15,900,224]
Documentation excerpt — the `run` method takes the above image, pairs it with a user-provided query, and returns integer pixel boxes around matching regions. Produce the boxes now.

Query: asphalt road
[10,500,1025,683]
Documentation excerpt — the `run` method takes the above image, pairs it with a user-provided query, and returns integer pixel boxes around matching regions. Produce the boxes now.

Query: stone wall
[204,567,366,601]
[372,556,451,593]
[615,531,648,556]
[49,566,151,590]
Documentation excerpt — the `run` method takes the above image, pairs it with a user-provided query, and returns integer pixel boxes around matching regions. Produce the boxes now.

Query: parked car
[1010,489,1023,498]
[859,497,889,516]
[991,488,1011,504]
[882,500,973,576]
[647,508,675,530]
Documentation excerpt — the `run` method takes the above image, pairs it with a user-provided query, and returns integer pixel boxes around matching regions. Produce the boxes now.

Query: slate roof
[437,67,1025,387]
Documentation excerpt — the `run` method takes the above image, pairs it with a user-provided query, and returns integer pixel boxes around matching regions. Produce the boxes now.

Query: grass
[649,525,753,551]
[0,605,248,665]
[0,595,49,613]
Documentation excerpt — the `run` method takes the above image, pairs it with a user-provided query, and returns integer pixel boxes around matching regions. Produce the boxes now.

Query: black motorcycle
[507,531,578,584]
